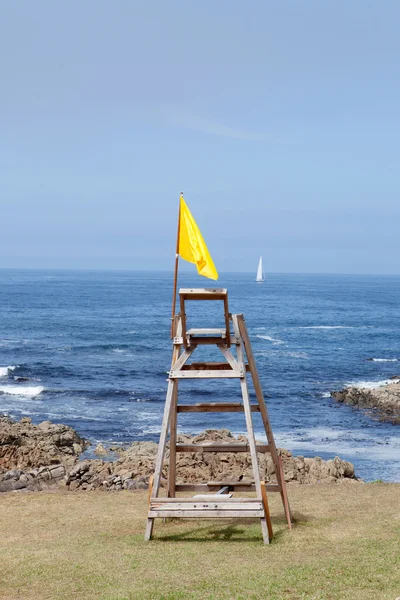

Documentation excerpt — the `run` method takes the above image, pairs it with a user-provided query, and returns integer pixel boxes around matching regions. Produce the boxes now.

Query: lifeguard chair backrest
[178,288,231,347]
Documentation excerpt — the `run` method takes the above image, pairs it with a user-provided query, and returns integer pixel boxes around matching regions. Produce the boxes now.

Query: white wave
[128,330,136,334]
[321,392,331,398]
[299,326,355,330]
[0,385,45,397]
[110,348,127,354]
[370,358,398,362]
[284,351,309,359]
[346,379,394,390]
[0,366,17,377]
[256,334,284,345]
[272,428,400,465]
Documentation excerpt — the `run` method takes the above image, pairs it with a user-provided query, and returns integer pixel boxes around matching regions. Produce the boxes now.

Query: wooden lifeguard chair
[145,288,292,544]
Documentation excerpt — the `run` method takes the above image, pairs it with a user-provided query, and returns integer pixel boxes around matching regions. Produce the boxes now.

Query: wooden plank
[217,344,239,370]
[236,314,292,529]
[175,443,270,453]
[145,378,177,541]
[149,510,265,518]
[175,483,280,493]
[232,313,269,544]
[150,497,260,504]
[170,346,196,373]
[179,288,227,300]
[185,337,235,346]
[187,328,226,336]
[261,481,274,541]
[176,483,255,493]
[170,369,243,379]
[177,403,260,413]
[223,293,231,346]
[147,474,154,508]
[167,381,178,498]
[150,502,263,511]
[179,292,188,348]
[181,363,250,371]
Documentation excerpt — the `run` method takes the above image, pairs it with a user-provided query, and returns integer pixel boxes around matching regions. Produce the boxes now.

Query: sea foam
[0,366,17,377]
[369,358,398,362]
[348,379,392,390]
[256,334,284,345]
[0,385,45,397]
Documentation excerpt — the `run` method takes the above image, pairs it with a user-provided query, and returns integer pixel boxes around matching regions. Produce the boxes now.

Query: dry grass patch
[0,483,399,600]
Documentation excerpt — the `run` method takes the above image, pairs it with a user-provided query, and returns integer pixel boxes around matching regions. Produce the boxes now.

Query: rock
[0,420,358,493]
[331,381,400,424]
[94,443,108,456]
[0,416,89,473]
[14,377,30,382]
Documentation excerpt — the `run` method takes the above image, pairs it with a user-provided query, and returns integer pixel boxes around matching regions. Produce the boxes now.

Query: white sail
[256,256,265,282]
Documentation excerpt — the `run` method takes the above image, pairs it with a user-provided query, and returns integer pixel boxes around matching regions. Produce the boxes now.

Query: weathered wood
[148,380,176,499]
[218,344,240,370]
[149,510,265,518]
[147,474,154,507]
[261,481,274,540]
[170,369,243,379]
[167,381,178,498]
[150,502,263,511]
[150,497,259,504]
[186,337,235,346]
[175,443,270,453]
[175,483,280,493]
[177,402,260,412]
[169,345,197,374]
[236,314,292,529]
[145,302,288,544]
[232,314,269,544]
[187,328,227,336]
[223,294,231,347]
[179,288,227,300]
[181,363,250,371]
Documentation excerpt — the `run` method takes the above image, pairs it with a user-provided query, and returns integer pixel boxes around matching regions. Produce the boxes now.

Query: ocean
[0,269,399,482]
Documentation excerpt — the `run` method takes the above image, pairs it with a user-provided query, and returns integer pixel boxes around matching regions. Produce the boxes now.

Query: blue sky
[1,1,400,273]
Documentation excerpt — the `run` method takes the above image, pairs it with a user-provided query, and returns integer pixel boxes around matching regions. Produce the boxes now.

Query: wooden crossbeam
[170,369,243,379]
[177,403,260,412]
[175,443,270,453]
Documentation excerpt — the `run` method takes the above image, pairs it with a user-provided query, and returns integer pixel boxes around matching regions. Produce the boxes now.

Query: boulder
[331,381,400,424]
[0,415,89,472]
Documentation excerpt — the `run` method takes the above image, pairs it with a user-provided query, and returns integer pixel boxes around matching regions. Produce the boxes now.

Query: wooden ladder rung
[149,499,264,518]
[186,328,227,336]
[177,403,260,412]
[175,443,270,453]
[181,363,250,372]
[170,369,243,379]
[176,483,256,492]
[174,483,281,493]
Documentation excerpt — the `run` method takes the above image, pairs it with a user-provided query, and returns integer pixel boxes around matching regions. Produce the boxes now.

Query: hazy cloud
[164,107,286,143]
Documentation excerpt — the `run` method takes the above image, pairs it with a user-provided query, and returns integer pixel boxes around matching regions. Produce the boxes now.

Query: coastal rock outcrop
[0,420,357,493]
[0,415,89,472]
[63,429,355,492]
[331,379,400,424]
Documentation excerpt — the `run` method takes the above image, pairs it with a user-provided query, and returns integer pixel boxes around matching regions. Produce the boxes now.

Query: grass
[0,483,399,600]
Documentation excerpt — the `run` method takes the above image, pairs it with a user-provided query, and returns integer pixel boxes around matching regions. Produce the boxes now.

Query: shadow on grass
[152,511,314,544]
[156,523,262,543]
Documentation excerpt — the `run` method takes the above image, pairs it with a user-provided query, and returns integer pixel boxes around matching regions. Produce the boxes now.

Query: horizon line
[1,267,400,277]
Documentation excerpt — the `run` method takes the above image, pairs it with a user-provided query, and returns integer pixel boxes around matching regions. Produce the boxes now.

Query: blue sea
[0,269,399,482]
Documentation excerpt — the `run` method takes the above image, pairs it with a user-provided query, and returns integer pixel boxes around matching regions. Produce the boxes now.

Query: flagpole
[171,195,181,337]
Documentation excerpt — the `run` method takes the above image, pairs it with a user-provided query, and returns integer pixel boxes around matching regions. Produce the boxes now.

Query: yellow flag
[178,194,218,280]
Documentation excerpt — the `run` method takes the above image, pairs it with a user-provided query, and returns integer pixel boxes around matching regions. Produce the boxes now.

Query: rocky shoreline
[331,377,400,424]
[0,416,357,493]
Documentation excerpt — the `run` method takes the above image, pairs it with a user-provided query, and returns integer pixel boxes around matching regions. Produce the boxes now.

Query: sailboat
[255,256,265,283]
